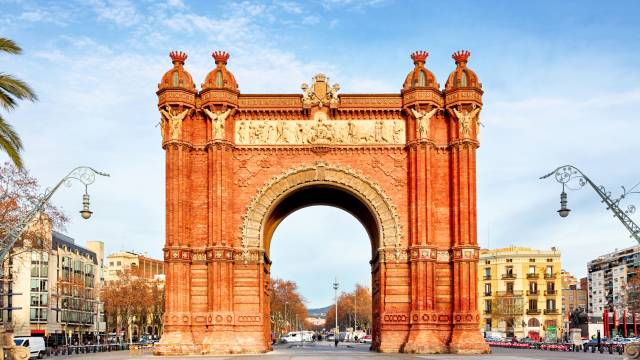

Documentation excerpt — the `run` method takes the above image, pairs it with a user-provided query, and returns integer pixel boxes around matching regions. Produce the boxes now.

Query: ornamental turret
[402,50,444,142]
[444,50,483,108]
[200,51,239,110]
[445,50,483,140]
[402,50,443,109]
[157,51,196,143]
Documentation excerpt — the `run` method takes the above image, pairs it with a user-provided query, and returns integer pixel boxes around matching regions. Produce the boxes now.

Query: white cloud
[88,0,141,27]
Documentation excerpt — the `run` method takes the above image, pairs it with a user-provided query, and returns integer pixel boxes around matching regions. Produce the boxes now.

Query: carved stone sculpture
[204,108,232,140]
[411,107,438,139]
[235,117,405,145]
[451,106,480,137]
[160,105,190,140]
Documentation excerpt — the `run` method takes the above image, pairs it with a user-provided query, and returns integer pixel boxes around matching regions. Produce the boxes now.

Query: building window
[117,261,121,266]
[506,259,513,263]
[484,283,491,295]
[529,282,537,293]
[172,71,179,87]
[506,282,514,293]
[485,318,491,331]
[484,267,491,278]
[485,260,490,265]
[529,299,538,310]
[484,300,492,313]
[529,258,536,262]
[546,299,556,310]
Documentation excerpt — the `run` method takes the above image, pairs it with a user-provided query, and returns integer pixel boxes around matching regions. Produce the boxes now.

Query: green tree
[0,38,37,168]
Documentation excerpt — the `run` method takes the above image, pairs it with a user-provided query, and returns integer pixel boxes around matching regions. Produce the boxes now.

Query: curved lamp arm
[541,165,640,243]
[0,166,110,261]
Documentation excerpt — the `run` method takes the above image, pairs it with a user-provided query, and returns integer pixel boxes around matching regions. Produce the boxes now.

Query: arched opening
[264,185,378,345]
[263,185,380,258]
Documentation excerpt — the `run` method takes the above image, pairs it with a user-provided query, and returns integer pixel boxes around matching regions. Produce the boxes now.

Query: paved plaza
[50,343,625,359]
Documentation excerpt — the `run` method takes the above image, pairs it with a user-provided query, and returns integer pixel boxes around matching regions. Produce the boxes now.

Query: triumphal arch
[156,49,489,355]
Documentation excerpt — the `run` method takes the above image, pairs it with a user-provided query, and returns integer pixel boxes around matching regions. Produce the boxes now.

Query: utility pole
[333,278,339,347]
[354,286,357,333]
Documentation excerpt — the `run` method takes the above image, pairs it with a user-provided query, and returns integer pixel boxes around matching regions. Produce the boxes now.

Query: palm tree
[0,37,37,168]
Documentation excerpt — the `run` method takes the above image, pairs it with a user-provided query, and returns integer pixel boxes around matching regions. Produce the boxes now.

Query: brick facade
[156,50,489,354]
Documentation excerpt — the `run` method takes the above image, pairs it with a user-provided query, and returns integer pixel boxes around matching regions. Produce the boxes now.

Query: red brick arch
[240,161,403,256]
[156,50,489,355]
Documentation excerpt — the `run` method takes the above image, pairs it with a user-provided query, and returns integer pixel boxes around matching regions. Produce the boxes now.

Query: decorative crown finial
[169,51,188,65]
[212,51,230,64]
[411,50,429,65]
[452,50,471,64]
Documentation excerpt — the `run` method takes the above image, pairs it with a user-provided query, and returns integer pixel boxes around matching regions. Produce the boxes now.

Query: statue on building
[160,105,190,140]
[203,108,232,140]
[411,107,438,139]
[451,106,480,137]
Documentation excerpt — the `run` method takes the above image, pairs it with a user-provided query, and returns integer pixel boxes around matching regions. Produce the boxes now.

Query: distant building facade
[479,247,563,342]
[0,216,103,344]
[105,251,164,282]
[561,271,587,314]
[587,245,640,315]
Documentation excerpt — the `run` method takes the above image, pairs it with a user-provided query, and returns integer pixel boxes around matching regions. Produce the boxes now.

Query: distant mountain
[308,305,331,318]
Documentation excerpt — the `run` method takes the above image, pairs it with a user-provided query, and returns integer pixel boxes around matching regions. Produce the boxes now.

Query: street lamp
[333,278,339,347]
[542,165,640,356]
[541,165,639,242]
[0,166,109,263]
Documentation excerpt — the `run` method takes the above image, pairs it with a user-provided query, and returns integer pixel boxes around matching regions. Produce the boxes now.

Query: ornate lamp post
[0,166,109,262]
[541,165,640,356]
[540,165,639,242]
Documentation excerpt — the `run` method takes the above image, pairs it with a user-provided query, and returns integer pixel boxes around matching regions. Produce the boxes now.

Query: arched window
[172,71,179,87]
[460,72,468,87]
[528,318,540,327]
[418,71,426,87]
[215,72,223,87]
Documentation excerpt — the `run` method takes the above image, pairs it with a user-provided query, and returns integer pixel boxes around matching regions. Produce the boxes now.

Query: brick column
[448,106,489,354]
[404,106,448,353]
[202,139,241,353]
[160,142,195,349]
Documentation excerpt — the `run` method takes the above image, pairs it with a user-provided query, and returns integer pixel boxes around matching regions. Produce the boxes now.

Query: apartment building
[587,245,640,315]
[479,246,563,342]
[105,251,164,282]
[1,217,103,344]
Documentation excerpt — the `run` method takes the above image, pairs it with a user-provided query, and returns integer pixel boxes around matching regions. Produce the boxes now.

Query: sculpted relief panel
[235,112,405,145]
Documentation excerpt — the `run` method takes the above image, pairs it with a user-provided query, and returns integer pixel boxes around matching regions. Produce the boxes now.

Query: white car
[14,337,46,359]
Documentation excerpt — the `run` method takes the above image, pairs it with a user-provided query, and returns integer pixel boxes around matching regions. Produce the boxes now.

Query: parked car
[362,335,372,344]
[280,331,313,343]
[14,337,46,359]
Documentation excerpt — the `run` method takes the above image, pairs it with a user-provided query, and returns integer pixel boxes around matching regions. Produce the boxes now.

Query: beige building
[479,246,563,342]
[105,251,164,282]
[0,216,104,345]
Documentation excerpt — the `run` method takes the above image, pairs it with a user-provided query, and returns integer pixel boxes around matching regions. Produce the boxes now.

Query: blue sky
[1,0,639,308]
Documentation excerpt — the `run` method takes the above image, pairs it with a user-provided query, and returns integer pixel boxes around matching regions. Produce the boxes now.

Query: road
[53,342,625,359]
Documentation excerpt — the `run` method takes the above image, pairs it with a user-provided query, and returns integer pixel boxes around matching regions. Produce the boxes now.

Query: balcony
[544,273,556,279]
[544,290,557,296]
[544,309,559,315]
[484,292,492,296]
[527,309,541,315]
[527,273,539,279]
[483,275,492,280]
[496,290,523,297]
[502,273,517,280]
[526,290,539,296]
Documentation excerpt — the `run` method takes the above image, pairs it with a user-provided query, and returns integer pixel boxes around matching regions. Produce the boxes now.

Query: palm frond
[0,115,23,169]
[0,38,21,55]
[0,74,37,111]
